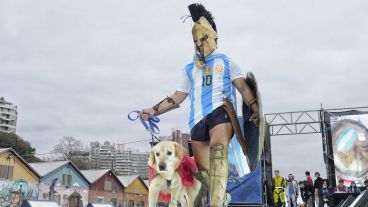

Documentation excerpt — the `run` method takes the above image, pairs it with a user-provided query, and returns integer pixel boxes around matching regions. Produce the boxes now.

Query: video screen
[330,112,368,186]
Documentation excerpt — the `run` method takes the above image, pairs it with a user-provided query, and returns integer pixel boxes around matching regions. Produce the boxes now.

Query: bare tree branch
[52,136,89,170]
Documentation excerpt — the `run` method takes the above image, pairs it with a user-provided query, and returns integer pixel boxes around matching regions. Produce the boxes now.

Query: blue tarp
[227,161,262,204]
[226,116,263,204]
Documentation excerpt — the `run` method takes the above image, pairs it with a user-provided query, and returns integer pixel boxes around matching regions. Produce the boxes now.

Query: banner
[329,111,368,186]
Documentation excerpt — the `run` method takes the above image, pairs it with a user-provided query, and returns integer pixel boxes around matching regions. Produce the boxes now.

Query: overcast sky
[1,0,367,181]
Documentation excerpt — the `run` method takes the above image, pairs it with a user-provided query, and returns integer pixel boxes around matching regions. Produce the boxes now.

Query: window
[96,197,104,203]
[0,165,13,179]
[104,180,112,191]
[61,174,72,186]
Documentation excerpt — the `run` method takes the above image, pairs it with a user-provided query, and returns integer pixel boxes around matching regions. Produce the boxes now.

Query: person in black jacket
[313,172,323,207]
[318,179,332,207]
[348,181,361,194]
[364,180,368,191]
[300,181,313,207]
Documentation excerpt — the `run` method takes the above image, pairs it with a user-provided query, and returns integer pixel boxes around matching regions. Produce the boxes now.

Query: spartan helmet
[188,4,218,68]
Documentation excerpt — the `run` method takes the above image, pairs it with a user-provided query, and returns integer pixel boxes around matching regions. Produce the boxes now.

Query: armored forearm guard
[152,96,180,116]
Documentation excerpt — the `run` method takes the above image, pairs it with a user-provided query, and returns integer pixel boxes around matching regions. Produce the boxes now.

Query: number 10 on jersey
[202,75,212,87]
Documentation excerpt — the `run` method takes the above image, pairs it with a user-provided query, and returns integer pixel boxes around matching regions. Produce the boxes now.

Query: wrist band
[248,98,257,107]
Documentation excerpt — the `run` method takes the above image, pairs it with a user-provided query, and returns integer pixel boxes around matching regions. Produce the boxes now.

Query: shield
[242,72,266,172]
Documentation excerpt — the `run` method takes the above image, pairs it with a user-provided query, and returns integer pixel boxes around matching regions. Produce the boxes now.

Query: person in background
[314,172,323,207]
[272,170,287,207]
[305,171,314,206]
[285,174,299,207]
[305,171,314,186]
[292,174,299,199]
[319,179,332,207]
[348,181,361,194]
[333,179,348,193]
[300,180,313,207]
[363,180,368,191]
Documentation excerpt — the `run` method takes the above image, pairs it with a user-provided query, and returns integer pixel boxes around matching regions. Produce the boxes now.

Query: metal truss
[265,106,368,136]
[265,110,322,136]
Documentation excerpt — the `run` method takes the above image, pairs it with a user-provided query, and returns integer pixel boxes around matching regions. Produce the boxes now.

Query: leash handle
[128,110,160,134]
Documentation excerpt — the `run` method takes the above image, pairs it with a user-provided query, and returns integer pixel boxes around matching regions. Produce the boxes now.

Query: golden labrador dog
[148,141,201,207]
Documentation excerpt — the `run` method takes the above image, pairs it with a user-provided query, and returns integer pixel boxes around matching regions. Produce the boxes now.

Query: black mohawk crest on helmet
[188,3,217,32]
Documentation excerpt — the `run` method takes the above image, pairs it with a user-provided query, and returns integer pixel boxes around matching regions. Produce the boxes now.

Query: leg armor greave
[209,144,229,207]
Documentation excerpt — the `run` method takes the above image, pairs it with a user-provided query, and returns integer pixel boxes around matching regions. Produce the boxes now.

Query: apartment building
[89,141,148,179]
[0,97,17,133]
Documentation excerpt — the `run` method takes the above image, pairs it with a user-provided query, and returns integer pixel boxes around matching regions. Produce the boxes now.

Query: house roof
[80,169,110,183]
[118,175,149,193]
[0,148,41,178]
[117,175,140,187]
[81,169,125,188]
[29,161,69,177]
[117,174,148,190]
[29,160,90,185]
[0,148,9,154]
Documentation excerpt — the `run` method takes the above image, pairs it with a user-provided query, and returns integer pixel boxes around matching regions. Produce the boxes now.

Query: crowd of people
[272,170,368,207]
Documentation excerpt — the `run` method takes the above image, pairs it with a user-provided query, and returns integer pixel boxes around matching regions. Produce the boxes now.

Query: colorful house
[117,175,148,207]
[30,161,90,207]
[0,148,41,207]
[81,169,124,207]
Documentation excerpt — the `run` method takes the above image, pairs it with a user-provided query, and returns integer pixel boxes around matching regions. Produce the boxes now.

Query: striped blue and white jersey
[177,51,245,129]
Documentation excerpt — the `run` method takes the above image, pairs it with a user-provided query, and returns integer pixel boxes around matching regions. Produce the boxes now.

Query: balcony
[0,123,16,128]
[0,114,16,120]
[0,104,17,111]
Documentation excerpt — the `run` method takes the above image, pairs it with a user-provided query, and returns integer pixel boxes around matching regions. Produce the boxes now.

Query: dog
[148,141,201,207]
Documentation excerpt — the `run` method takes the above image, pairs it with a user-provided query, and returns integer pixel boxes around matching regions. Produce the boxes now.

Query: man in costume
[140,3,260,206]
[272,170,286,207]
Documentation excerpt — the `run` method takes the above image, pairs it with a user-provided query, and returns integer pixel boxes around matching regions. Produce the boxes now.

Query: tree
[0,131,42,162]
[53,136,90,170]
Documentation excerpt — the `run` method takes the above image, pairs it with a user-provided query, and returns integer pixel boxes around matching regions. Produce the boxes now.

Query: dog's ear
[148,151,156,168]
[174,142,186,161]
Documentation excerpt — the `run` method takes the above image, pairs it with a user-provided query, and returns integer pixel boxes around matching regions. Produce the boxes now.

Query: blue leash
[128,110,160,141]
